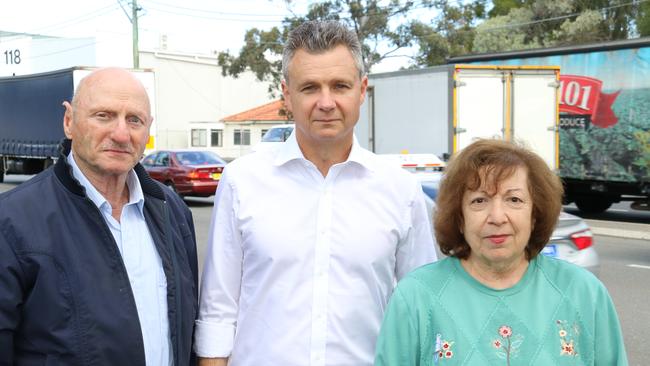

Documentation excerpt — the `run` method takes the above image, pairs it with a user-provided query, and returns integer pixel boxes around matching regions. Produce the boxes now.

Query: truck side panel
[358,67,451,156]
[470,49,650,187]
[0,71,73,158]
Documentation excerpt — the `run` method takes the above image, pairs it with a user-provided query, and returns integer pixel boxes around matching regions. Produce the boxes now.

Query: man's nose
[110,117,131,143]
[316,89,336,111]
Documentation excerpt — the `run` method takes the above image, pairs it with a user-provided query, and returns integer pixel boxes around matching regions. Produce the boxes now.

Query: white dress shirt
[194,133,437,366]
[69,152,171,366]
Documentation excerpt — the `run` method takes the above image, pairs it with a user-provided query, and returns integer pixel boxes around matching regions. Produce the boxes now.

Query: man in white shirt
[194,20,437,366]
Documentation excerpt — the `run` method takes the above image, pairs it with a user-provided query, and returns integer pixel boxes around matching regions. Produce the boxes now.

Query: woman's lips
[487,235,508,244]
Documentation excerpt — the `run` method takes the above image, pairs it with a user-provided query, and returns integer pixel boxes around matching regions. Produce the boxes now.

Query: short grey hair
[282,20,365,83]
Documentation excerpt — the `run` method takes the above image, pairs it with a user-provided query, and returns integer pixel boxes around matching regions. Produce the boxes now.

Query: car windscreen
[176,151,226,165]
[262,127,293,142]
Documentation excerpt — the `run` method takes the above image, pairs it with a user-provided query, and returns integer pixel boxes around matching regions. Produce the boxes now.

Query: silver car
[416,172,600,275]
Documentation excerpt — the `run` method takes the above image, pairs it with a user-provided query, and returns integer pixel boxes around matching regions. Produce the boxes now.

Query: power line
[26,4,121,35]
[143,0,289,17]
[478,0,648,32]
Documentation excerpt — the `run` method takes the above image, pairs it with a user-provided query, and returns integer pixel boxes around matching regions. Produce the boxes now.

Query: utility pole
[132,0,140,68]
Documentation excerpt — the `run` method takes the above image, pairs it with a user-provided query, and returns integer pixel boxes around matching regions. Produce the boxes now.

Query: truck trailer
[0,67,156,182]
[356,64,560,171]
[450,38,650,213]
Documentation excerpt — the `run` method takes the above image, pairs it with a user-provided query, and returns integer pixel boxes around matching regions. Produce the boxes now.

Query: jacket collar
[54,139,166,200]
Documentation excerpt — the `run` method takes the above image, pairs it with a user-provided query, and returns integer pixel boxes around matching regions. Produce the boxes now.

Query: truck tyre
[575,198,612,214]
[0,159,4,183]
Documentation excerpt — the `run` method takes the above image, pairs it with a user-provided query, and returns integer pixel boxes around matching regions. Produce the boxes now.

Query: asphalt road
[1,174,649,363]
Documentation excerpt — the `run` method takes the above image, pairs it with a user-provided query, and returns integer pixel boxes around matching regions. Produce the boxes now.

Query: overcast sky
[1,0,410,72]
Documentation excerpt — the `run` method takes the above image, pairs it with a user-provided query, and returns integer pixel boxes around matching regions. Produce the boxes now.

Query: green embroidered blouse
[375,255,628,365]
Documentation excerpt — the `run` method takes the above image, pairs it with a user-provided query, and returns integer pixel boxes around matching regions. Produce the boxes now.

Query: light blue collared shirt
[68,152,171,366]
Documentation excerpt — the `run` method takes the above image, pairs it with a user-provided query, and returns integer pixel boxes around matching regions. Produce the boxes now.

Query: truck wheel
[0,159,4,183]
[575,198,612,214]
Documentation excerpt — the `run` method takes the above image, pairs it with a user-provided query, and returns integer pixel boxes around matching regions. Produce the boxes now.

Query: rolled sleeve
[193,320,236,357]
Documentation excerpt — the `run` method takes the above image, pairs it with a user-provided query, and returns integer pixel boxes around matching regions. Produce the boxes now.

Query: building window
[234,129,251,145]
[191,129,207,147]
[211,129,223,147]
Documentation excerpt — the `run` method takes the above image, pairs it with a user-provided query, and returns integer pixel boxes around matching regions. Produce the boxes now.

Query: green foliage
[217,0,428,96]
[410,0,487,66]
[474,0,643,53]
[559,89,650,183]
[637,1,650,36]
[488,0,527,17]
[217,0,649,98]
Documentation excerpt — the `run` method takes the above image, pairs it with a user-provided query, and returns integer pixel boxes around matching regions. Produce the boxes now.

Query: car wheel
[575,198,612,214]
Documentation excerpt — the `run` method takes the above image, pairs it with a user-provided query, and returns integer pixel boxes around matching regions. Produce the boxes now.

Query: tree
[409,0,487,66]
[217,0,426,97]
[473,0,642,53]
[637,0,650,36]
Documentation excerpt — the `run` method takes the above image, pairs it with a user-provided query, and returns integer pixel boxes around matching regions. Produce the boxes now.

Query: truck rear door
[454,67,505,151]
[453,65,559,170]
[511,69,559,170]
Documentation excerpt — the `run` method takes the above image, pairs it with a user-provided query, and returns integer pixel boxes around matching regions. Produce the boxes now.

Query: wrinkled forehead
[75,73,151,113]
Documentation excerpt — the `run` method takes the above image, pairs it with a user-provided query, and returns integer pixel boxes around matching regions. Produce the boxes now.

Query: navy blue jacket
[0,140,198,365]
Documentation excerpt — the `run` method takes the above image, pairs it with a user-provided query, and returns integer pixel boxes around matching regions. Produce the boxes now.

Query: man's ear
[359,75,368,104]
[62,101,74,139]
[281,80,292,113]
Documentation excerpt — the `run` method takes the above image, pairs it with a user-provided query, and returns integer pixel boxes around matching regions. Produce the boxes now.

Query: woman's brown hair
[434,139,564,260]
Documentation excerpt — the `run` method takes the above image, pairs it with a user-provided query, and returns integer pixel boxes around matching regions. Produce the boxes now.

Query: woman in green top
[375,139,627,366]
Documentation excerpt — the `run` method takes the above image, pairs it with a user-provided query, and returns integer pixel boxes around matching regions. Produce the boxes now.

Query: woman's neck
[460,255,529,290]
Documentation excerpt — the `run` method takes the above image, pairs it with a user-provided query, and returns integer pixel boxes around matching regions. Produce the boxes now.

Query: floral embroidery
[492,325,524,366]
[499,325,513,337]
[561,340,576,355]
[433,334,455,364]
[556,320,579,357]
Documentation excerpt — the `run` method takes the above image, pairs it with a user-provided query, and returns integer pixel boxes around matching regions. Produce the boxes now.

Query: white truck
[356,65,560,170]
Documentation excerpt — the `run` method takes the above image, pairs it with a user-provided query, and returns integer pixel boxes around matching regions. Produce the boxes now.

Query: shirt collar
[273,129,377,172]
[68,151,146,213]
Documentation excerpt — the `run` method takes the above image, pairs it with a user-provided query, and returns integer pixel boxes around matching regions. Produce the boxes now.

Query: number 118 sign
[0,37,32,76]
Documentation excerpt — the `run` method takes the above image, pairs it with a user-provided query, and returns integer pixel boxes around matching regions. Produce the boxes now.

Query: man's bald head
[71,68,152,122]
[62,67,154,182]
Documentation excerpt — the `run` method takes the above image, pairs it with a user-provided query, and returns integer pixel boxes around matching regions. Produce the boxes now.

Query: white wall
[0,35,96,76]
[139,50,273,150]
[189,120,282,160]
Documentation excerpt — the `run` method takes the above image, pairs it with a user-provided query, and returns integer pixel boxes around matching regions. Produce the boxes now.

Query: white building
[188,100,291,160]
[1,31,274,151]
[0,31,96,76]
[139,49,272,150]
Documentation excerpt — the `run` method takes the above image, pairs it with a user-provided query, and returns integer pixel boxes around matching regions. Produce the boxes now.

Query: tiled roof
[221,100,290,122]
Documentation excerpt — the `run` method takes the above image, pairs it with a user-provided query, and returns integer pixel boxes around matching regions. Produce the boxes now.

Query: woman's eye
[470,197,487,205]
[507,196,525,206]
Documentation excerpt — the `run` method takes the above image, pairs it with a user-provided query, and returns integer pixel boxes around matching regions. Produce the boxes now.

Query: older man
[0,68,198,365]
[194,21,437,366]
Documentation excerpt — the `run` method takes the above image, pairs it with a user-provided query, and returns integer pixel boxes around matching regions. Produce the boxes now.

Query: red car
[142,150,226,197]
